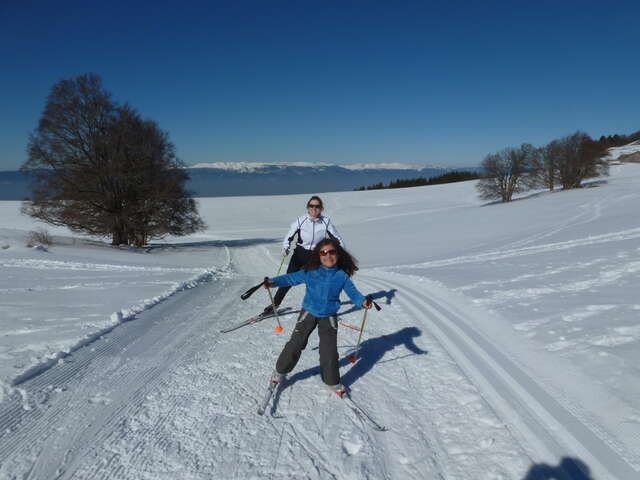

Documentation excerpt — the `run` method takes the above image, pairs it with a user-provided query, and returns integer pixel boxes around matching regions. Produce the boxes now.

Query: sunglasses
[307,204,322,209]
[319,248,337,256]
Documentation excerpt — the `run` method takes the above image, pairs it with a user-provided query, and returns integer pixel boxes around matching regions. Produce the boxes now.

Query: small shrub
[26,228,52,247]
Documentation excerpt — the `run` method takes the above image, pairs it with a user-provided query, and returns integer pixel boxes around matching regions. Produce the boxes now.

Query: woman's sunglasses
[307,204,322,209]
[319,248,337,256]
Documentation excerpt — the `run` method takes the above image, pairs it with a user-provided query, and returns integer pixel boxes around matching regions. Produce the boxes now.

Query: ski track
[356,277,527,480]
[0,240,236,480]
[3,242,638,479]
[362,271,639,479]
[398,226,640,270]
[0,246,444,479]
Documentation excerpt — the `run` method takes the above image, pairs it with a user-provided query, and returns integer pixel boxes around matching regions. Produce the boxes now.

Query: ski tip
[274,326,283,333]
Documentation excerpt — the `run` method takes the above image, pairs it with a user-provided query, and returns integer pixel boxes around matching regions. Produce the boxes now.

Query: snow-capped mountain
[0,163,472,200]
[183,162,470,197]
[189,161,449,172]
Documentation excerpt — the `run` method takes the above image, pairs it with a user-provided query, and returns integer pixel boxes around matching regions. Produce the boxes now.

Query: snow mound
[605,140,640,162]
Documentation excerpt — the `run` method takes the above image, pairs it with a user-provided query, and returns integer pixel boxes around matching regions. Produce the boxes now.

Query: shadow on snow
[146,237,278,251]
[338,288,398,315]
[522,457,593,480]
[271,326,426,414]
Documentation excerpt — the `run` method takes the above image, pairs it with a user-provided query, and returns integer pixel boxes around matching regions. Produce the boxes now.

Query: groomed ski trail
[1,243,612,479]
[0,246,441,479]
[362,270,639,480]
[0,262,239,479]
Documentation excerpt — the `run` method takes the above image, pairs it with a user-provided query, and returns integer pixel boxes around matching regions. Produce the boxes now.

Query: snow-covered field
[1,162,639,479]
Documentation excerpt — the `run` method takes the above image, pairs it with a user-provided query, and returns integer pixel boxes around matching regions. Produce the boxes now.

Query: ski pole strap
[323,217,337,241]
[339,321,361,331]
[240,281,265,300]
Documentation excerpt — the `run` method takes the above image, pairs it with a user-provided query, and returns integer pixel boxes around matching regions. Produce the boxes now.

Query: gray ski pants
[275,309,340,386]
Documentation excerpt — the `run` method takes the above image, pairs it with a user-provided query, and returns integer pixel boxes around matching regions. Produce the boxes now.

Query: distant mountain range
[0,163,476,200]
[4,141,638,201]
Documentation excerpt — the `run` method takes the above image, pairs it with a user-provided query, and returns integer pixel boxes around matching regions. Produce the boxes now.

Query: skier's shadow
[340,326,426,388]
[338,289,397,315]
[271,326,426,414]
[522,457,593,479]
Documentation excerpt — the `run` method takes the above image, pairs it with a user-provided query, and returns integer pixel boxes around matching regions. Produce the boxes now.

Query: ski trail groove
[398,227,640,270]
[362,272,638,480]
[0,271,239,479]
[67,306,245,480]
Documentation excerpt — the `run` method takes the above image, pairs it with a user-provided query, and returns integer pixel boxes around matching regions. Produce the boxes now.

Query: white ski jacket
[283,215,344,252]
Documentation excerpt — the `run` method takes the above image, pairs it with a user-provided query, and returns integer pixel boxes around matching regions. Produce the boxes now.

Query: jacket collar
[319,265,338,272]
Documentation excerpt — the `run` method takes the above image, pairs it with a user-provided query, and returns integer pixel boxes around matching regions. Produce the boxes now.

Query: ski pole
[347,296,381,364]
[348,308,367,364]
[275,254,286,276]
[265,277,283,333]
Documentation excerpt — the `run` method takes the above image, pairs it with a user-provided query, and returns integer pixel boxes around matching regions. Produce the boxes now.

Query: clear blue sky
[1,0,638,171]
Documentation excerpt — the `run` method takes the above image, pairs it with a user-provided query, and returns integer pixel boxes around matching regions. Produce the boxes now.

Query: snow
[1,163,640,478]
[189,161,335,171]
[188,160,446,171]
[605,140,640,161]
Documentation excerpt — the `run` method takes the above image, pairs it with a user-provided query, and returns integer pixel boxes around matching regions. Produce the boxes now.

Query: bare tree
[521,132,610,192]
[554,131,609,189]
[476,144,532,202]
[21,74,205,246]
[527,141,559,191]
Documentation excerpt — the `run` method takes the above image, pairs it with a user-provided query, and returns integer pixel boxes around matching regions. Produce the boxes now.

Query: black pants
[273,246,312,307]
[275,310,340,386]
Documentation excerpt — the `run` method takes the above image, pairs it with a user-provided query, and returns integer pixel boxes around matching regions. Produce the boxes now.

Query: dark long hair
[303,238,359,277]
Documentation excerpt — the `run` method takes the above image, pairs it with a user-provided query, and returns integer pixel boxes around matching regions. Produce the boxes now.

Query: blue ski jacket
[270,266,366,318]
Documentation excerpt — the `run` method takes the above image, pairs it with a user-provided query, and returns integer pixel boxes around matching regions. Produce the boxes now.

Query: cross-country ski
[340,393,388,432]
[257,371,284,415]
[220,307,292,333]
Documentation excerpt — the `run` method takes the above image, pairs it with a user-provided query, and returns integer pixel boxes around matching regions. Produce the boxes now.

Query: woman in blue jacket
[264,238,371,396]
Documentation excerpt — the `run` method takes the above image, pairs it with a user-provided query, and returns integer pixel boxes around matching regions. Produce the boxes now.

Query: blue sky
[1,0,638,170]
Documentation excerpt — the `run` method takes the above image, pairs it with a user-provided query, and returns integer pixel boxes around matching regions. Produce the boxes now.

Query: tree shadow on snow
[337,289,397,315]
[271,327,426,414]
[522,457,593,480]
[145,237,278,252]
[480,179,609,208]
[480,191,549,207]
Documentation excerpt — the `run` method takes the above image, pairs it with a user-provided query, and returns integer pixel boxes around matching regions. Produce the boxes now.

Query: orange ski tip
[274,326,283,333]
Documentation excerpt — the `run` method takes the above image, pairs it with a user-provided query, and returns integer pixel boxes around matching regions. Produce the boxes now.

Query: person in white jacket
[263,195,344,315]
